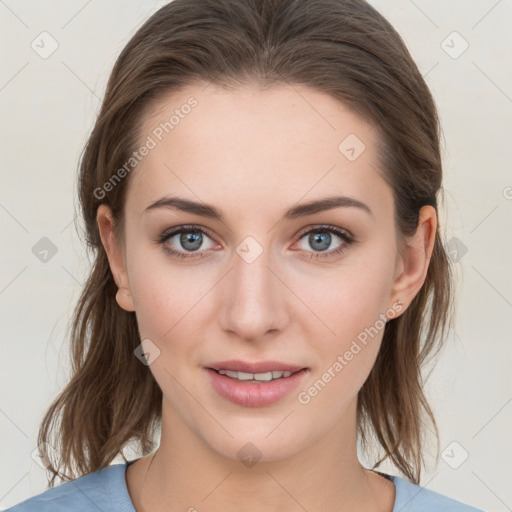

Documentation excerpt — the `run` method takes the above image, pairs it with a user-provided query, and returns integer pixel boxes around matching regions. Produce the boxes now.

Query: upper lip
[206,360,307,373]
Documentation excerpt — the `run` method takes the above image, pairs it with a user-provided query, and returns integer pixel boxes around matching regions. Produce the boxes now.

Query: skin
[97,82,436,512]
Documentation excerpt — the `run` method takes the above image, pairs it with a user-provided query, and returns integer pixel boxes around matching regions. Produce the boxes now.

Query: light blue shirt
[5,460,486,511]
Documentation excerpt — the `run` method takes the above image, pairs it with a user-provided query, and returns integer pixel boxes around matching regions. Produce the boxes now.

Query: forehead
[127,82,391,220]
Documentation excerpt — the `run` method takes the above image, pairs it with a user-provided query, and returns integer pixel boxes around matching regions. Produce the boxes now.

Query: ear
[387,205,437,316]
[96,204,135,312]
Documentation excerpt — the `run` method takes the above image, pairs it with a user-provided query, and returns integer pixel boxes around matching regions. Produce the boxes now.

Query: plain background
[0,0,511,510]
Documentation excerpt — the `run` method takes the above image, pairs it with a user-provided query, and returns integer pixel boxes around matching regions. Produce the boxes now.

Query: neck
[127,397,395,512]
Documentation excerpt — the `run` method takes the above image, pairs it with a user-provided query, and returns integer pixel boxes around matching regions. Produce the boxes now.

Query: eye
[295,225,355,260]
[155,224,356,261]
[155,225,218,259]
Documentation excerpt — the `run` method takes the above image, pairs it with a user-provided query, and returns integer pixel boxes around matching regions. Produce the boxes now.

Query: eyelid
[294,223,354,241]
[159,224,216,241]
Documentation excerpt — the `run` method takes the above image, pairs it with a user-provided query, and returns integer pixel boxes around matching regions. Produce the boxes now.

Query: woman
[7,0,485,510]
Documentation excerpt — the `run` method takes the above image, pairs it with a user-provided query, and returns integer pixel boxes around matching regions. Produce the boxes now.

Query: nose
[218,242,289,342]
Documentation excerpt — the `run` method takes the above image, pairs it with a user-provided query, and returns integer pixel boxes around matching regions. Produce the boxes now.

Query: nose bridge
[219,235,287,340]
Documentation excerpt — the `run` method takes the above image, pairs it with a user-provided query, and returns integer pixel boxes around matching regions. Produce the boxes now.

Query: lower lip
[205,368,309,407]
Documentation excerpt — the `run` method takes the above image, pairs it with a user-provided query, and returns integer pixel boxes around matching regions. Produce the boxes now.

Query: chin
[196,415,315,467]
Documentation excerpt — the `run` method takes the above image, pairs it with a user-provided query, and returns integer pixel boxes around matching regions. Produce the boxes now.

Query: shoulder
[391,475,486,512]
[4,463,135,512]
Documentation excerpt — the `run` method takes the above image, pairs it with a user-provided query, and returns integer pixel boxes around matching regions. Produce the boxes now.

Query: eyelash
[154,224,355,261]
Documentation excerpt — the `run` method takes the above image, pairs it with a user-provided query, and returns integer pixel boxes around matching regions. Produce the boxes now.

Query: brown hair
[38,0,453,487]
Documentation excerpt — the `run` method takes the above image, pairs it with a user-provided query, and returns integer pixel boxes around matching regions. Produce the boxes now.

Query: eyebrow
[144,195,373,220]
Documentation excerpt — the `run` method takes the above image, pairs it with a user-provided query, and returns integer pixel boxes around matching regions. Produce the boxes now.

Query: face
[98,82,430,464]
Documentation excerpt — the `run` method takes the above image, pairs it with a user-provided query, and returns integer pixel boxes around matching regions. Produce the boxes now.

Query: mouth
[204,360,309,407]
[207,367,303,382]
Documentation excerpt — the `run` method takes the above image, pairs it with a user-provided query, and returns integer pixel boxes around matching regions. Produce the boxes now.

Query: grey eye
[177,231,203,251]
[298,231,343,253]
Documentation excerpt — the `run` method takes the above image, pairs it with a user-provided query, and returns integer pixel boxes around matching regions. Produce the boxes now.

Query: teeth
[217,369,293,381]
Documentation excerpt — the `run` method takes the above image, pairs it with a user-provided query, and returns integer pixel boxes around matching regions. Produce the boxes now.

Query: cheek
[298,288,388,415]
[129,266,202,397]
[126,243,192,333]
[306,256,393,339]
[131,271,193,340]
[300,252,394,387]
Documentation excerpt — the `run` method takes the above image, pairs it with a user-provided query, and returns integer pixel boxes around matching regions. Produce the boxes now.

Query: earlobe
[96,204,136,312]
[388,205,437,315]
[116,286,135,312]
